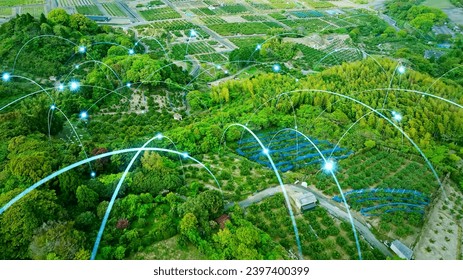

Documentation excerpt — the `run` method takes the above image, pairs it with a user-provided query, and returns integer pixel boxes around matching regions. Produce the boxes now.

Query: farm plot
[0,0,44,6]
[139,7,181,21]
[229,37,266,48]
[135,20,196,37]
[200,16,226,25]
[171,41,216,60]
[282,18,335,32]
[196,53,228,64]
[58,0,93,7]
[76,5,103,15]
[102,2,125,17]
[268,0,298,9]
[241,15,269,21]
[0,6,12,17]
[236,130,352,172]
[19,5,44,17]
[246,0,273,10]
[218,4,248,14]
[190,7,215,16]
[246,194,384,260]
[208,22,284,36]
[302,0,336,8]
[290,10,324,18]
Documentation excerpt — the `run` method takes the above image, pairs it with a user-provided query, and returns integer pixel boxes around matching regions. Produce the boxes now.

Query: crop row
[139,7,181,21]
[0,0,43,6]
[102,3,125,17]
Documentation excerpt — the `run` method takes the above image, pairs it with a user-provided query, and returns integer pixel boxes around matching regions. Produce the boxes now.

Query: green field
[20,5,44,17]
[0,6,12,16]
[102,2,125,17]
[139,7,181,21]
[0,0,43,6]
[76,5,103,16]
[422,0,455,9]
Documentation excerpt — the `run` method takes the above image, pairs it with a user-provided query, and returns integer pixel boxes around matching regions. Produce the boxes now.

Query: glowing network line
[286,88,447,199]
[70,81,80,91]
[223,124,303,260]
[91,135,221,259]
[270,128,362,260]
[2,72,10,81]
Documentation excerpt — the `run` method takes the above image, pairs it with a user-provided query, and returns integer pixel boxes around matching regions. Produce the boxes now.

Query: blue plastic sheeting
[332,188,430,217]
[360,203,426,216]
[333,188,429,203]
[236,130,352,172]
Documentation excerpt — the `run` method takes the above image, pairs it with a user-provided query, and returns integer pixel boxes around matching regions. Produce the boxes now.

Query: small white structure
[294,192,317,212]
[173,113,183,121]
[301,181,308,188]
[390,240,413,260]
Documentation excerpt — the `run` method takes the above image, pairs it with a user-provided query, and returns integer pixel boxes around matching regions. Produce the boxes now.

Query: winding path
[226,183,392,258]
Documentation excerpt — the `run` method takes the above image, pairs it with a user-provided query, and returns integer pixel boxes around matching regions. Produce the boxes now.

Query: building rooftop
[300,193,317,205]
[391,240,413,260]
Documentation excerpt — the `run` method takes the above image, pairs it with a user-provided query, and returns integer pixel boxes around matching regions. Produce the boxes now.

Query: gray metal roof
[300,193,317,205]
[391,240,413,260]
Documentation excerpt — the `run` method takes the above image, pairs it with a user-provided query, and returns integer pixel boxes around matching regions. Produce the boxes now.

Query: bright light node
[50,104,56,110]
[70,81,80,91]
[190,29,197,37]
[57,83,64,91]
[224,70,229,74]
[256,44,262,50]
[128,49,135,55]
[182,152,188,158]
[216,65,222,69]
[78,46,86,53]
[393,112,403,122]
[90,171,96,178]
[80,111,88,119]
[126,82,131,88]
[273,64,281,72]
[398,65,406,74]
[155,133,163,140]
[263,148,269,155]
[2,72,10,82]
[322,159,336,173]
[75,64,80,69]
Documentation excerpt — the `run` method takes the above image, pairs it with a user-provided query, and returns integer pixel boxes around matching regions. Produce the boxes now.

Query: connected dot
[128,49,135,55]
[392,112,403,122]
[90,171,96,178]
[155,133,163,140]
[2,72,10,82]
[50,104,56,110]
[263,148,270,155]
[190,29,197,37]
[322,159,336,173]
[273,64,281,72]
[70,81,80,91]
[80,111,88,119]
[78,46,86,54]
[398,65,406,74]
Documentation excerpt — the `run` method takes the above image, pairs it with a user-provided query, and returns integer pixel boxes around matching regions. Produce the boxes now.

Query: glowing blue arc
[0,147,220,217]
[290,89,446,199]
[91,137,221,259]
[225,124,303,259]
[274,128,362,259]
